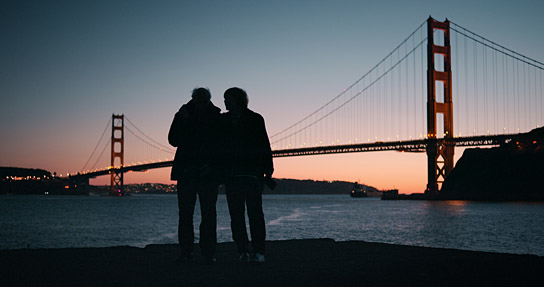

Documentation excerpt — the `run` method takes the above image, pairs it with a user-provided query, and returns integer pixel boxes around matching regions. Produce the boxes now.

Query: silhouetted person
[221,87,273,263]
[168,87,221,264]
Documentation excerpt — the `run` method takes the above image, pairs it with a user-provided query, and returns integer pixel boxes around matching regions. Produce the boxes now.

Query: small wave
[133,232,178,247]
[310,204,342,209]
[267,209,305,226]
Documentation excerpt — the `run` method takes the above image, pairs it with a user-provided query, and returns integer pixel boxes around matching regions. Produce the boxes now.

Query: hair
[224,87,249,108]
[191,87,211,101]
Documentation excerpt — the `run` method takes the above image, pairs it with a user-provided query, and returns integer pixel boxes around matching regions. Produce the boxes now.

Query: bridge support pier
[110,114,125,196]
[426,17,455,197]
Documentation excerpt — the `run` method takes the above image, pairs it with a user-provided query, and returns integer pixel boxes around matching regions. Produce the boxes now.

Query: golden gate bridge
[70,17,544,197]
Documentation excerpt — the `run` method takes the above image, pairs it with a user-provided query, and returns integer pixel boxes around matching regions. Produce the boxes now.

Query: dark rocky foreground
[1,239,542,287]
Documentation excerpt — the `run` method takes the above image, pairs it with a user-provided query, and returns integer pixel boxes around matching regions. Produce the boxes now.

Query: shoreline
[2,239,542,287]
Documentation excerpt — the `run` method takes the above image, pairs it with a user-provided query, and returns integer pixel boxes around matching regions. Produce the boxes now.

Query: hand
[264,174,277,190]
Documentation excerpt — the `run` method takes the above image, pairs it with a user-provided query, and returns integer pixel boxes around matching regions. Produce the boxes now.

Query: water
[1,194,543,256]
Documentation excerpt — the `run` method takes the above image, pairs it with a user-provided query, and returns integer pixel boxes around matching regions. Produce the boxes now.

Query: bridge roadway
[274,133,520,157]
[76,133,521,179]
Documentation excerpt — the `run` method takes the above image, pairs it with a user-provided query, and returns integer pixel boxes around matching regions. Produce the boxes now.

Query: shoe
[239,252,249,263]
[249,253,265,264]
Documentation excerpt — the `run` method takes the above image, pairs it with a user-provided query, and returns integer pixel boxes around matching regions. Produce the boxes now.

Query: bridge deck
[77,133,519,178]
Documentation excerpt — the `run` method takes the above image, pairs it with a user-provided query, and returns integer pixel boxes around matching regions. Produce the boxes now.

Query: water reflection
[1,195,543,256]
[433,200,469,215]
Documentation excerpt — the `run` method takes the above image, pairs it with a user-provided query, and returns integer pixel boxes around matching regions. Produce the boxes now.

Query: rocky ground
[1,239,542,287]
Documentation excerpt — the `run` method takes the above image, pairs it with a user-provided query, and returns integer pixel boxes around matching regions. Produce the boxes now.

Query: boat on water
[350,182,385,198]
[350,183,367,197]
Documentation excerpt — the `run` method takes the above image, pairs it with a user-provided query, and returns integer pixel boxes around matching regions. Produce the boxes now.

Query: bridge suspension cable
[450,22,544,69]
[270,20,428,149]
[273,38,427,143]
[123,116,174,168]
[80,118,111,172]
[271,20,427,139]
[124,125,175,154]
[450,21,544,137]
[124,116,174,152]
[89,138,111,171]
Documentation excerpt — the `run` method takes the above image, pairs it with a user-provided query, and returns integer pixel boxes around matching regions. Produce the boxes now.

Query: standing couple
[168,87,274,265]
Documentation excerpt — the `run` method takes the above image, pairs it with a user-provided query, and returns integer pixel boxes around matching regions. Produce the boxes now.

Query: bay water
[1,194,543,256]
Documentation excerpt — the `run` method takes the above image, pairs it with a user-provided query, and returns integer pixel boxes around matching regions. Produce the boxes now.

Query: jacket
[168,100,221,181]
[221,108,274,179]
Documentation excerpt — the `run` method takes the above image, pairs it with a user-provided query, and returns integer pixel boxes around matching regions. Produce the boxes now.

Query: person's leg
[225,182,249,254]
[198,183,218,259]
[177,181,197,258]
[245,180,266,255]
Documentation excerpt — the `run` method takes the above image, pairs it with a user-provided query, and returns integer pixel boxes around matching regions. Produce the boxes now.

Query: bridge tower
[110,114,125,196]
[426,17,455,197]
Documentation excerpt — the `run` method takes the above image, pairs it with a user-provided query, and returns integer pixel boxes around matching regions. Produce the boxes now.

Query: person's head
[224,87,248,112]
[191,87,211,108]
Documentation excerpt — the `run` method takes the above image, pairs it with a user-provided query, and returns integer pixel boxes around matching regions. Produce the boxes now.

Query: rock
[439,127,544,200]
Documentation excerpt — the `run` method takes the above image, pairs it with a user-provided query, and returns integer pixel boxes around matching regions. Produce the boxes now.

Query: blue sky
[1,0,543,192]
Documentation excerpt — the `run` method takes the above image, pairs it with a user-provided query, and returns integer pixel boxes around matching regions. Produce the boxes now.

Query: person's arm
[258,115,276,189]
[168,106,190,147]
[258,115,274,178]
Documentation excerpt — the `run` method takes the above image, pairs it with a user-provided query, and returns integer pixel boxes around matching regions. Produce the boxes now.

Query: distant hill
[0,166,381,196]
[260,178,379,195]
[0,167,52,178]
[0,167,69,195]
[123,179,380,195]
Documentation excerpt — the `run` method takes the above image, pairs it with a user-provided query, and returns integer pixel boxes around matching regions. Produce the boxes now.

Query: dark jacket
[168,100,221,181]
[221,108,273,179]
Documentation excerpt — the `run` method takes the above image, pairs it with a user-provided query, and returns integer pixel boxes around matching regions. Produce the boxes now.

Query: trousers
[225,177,266,254]
[177,180,218,258]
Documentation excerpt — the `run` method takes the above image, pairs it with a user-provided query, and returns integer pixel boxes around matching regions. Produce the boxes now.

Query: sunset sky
[2,0,543,193]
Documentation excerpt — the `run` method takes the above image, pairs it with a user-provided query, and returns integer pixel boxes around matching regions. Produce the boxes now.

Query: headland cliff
[439,127,544,200]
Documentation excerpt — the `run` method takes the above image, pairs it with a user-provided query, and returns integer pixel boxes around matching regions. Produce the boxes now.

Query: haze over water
[1,194,543,256]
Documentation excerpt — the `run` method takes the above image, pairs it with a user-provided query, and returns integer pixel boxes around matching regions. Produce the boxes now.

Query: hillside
[439,127,544,200]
